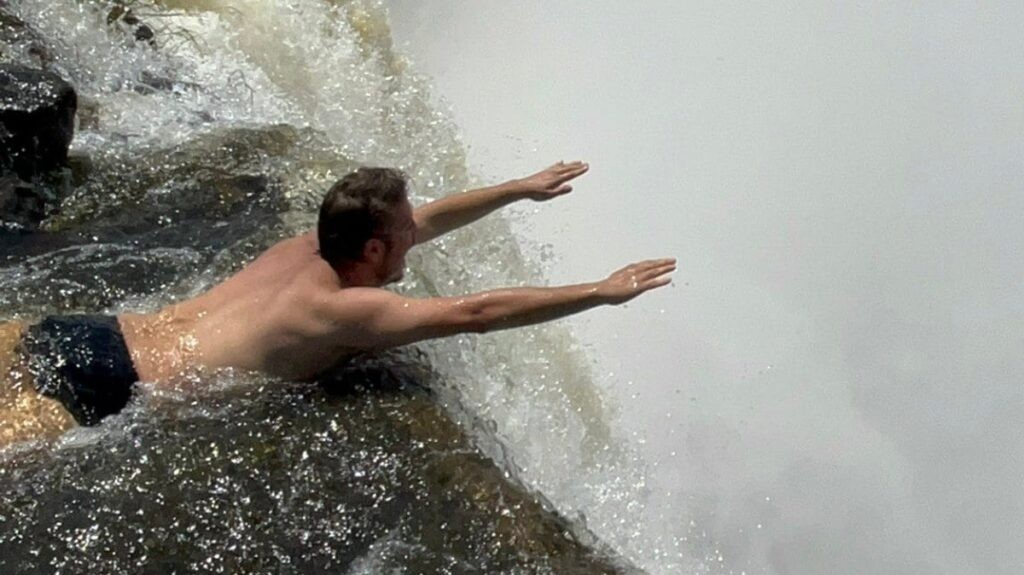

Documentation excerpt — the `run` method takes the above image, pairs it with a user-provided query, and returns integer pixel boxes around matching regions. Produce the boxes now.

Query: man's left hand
[514,161,590,201]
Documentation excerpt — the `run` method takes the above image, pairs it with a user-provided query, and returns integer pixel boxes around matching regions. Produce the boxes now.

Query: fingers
[548,161,589,178]
[532,161,589,194]
[564,164,589,181]
[631,258,676,272]
[614,258,676,285]
[559,161,589,178]
[644,276,673,291]
[549,168,588,190]
[640,261,676,281]
[628,259,676,285]
[550,160,586,171]
[616,258,668,275]
[636,259,675,294]
[638,262,675,288]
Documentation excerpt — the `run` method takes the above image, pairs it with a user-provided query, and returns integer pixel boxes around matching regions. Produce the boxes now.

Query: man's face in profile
[380,199,416,285]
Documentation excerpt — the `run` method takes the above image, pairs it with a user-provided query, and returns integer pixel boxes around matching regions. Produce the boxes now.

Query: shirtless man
[0,161,675,446]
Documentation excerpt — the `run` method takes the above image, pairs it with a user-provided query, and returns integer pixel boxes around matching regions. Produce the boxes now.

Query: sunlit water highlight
[0,0,686,572]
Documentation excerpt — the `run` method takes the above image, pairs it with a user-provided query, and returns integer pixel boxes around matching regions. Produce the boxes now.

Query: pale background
[387,2,1024,573]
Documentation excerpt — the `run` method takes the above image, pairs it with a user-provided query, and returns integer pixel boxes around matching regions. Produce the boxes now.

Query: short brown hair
[318,167,408,267]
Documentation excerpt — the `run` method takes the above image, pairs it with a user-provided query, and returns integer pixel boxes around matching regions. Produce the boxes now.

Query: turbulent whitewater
[0,0,693,572]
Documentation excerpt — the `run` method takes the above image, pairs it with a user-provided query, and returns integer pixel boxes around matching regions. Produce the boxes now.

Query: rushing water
[0,0,678,572]
[389,3,1024,574]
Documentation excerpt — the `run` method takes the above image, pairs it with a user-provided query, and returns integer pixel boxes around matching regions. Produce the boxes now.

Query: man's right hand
[597,259,677,305]
[329,258,677,352]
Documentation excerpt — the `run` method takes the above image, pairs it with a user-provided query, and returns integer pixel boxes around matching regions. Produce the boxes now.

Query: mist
[387,1,1024,573]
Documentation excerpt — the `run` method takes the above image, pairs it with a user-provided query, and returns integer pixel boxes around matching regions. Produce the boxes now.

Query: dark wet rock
[0,200,286,315]
[107,3,156,47]
[0,217,283,314]
[0,173,43,226]
[0,356,636,573]
[0,125,355,315]
[132,22,155,45]
[0,167,68,230]
[47,126,303,232]
[0,64,76,188]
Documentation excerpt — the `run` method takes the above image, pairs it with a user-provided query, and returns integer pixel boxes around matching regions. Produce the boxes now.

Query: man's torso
[0,234,356,441]
[121,233,356,382]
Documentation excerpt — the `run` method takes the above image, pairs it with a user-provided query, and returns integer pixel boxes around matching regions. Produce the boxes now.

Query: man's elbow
[453,301,495,334]
[463,310,493,334]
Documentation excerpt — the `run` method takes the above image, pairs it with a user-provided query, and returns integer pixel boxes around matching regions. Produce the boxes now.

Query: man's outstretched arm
[333,258,675,351]
[413,161,589,244]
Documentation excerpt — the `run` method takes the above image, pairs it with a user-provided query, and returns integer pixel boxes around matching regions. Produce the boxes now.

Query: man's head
[318,167,416,286]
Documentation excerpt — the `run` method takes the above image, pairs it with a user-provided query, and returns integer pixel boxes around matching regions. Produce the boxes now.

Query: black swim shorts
[20,314,139,426]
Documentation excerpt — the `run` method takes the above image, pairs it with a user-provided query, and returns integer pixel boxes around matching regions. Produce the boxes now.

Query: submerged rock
[0,172,44,227]
[0,125,355,315]
[0,357,637,574]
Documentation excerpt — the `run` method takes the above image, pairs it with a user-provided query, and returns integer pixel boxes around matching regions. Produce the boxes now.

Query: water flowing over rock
[0,357,634,573]
[0,0,642,571]
[0,120,639,570]
[0,126,309,315]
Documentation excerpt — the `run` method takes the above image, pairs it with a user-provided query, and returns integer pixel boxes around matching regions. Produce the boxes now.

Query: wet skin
[1,161,676,444]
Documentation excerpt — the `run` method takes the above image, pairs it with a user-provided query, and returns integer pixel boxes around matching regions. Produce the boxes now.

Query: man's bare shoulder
[316,287,421,352]
[327,287,400,319]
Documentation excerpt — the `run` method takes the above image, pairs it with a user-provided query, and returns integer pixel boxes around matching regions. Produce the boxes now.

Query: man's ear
[363,238,386,264]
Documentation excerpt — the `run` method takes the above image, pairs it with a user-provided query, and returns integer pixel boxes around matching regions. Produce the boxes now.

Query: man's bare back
[1,162,675,446]
[121,232,354,382]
